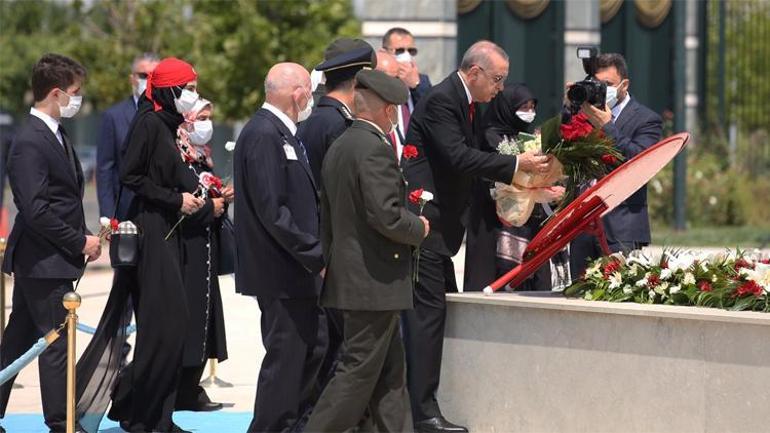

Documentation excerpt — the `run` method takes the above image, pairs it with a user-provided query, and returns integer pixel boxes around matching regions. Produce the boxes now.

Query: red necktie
[401,104,411,131]
[468,102,475,125]
[388,131,398,156]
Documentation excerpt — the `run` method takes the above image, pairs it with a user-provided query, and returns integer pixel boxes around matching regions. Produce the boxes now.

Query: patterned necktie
[296,138,310,164]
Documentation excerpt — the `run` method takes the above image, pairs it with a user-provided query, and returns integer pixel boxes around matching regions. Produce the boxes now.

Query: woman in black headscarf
[77,57,205,433]
[464,83,564,292]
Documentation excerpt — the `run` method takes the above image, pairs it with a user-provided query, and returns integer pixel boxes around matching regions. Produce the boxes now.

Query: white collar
[612,94,632,121]
[358,118,386,136]
[456,71,473,104]
[30,107,60,136]
[262,102,297,135]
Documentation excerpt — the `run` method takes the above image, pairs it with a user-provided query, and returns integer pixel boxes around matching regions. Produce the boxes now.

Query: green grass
[652,225,770,248]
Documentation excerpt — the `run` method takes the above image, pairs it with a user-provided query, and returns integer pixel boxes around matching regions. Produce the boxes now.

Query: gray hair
[459,40,508,72]
[132,52,160,70]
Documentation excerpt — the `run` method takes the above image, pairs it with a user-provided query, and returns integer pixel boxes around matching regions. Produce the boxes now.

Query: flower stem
[164,215,186,241]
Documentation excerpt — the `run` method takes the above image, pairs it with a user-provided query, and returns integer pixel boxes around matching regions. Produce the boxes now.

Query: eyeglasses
[133,72,149,79]
[393,47,418,56]
[476,66,505,84]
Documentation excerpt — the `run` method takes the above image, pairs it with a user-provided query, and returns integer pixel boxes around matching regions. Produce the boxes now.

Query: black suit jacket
[2,115,87,279]
[233,108,324,299]
[320,120,424,311]
[296,95,354,185]
[601,97,663,244]
[402,72,517,256]
[96,97,136,219]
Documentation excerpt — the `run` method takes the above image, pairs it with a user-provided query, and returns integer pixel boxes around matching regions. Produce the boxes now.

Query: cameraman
[570,52,663,278]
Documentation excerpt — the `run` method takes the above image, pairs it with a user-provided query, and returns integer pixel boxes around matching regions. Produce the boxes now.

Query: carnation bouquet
[539,113,624,211]
[494,132,564,227]
[165,171,224,240]
[564,248,770,312]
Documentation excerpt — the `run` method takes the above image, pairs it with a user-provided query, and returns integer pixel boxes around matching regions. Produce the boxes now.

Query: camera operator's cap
[355,69,409,105]
[318,38,376,71]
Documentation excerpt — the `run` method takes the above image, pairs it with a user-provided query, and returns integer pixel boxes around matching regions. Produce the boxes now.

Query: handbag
[217,213,235,275]
[109,186,142,268]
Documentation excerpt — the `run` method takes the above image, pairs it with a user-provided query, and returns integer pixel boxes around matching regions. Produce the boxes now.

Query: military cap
[355,69,409,105]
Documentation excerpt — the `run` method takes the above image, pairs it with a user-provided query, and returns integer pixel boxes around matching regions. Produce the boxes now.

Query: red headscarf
[145,57,198,112]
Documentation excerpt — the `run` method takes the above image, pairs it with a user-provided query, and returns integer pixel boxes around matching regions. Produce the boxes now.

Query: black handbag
[217,213,235,275]
[109,186,142,268]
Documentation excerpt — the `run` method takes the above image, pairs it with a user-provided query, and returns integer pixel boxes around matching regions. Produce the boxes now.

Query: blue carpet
[2,411,251,432]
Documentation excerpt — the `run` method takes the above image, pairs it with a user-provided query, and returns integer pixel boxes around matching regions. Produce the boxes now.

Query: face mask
[516,111,536,124]
[134,79,147,98]
[395,52,412,64]
[606,85,619,109]
[188,120,213,145]
[58,90,82,118]
[297,91,313,123]
[174,88,199,114]
[387,106,398,134]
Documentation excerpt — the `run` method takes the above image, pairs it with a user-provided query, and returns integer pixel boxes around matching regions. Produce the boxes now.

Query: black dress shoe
[414,415,469,433]
[175,400,224,412]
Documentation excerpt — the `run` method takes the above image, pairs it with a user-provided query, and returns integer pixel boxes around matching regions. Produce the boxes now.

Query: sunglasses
[133,72,149,79]
[393,47,418,56]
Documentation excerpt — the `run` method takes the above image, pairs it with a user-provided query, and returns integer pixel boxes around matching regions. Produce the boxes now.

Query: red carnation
[648,273,661,287]
[735,280,763,297]
[110,218,119,232]
[734,258,754,271]
[409,188,424,205]
[560,113,594,141]
[600,154,618,165]
[603,260,621,278]
[402,145,418,160]
[698,281,713,292]
[761,259,770,265]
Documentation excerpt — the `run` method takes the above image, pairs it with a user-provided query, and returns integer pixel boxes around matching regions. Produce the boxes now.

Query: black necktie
[58,125,77,175]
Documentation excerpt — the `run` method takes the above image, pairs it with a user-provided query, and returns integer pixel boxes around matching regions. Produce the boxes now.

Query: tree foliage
[0,0,359,121]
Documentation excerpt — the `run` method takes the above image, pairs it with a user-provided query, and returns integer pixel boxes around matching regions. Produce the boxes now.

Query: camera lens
[567,84,588,105]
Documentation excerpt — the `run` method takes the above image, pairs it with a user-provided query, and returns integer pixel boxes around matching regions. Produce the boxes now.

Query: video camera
[565,46,606,116]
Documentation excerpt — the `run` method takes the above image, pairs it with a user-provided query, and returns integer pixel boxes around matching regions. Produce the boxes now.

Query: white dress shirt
[30,107,63,146]
[457,72,473,104]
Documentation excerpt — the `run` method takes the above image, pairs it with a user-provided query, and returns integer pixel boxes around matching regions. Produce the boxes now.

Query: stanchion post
[63,291,81,433]
[200,358,233,388]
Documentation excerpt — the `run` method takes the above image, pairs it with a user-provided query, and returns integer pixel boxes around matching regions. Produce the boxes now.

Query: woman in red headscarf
[76,58,205,433]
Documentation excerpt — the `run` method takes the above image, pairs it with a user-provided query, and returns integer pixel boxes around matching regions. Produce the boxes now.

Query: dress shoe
[150,423,191,433]
[414,415,469,433]
[175,400,223,412]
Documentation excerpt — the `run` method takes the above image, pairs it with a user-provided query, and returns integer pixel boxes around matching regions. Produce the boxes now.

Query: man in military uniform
[304,70,429,432]
[297,38,376,184]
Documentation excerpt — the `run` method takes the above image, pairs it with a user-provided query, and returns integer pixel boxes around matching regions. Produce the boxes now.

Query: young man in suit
[233,62,326,433]
[96,52,159,220]
[570,53,663,278]
[401,41,553,433]
[0,53,100,433]
[306,68,429,433]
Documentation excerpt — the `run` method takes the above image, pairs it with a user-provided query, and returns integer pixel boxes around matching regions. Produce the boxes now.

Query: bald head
[376,50,399,78]
[264,62,311,122]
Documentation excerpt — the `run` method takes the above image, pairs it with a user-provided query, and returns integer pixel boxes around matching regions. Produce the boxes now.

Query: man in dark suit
[382,27,432,111]
[96,52,159,220]
[401,41,552,433]
[233,62,326,433]
[570,52,663,278]
[0,53,100,433]
[306,69,428,433]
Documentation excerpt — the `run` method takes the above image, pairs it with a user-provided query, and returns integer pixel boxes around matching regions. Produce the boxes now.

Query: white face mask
[134,79,147,98]
[387,106,399,134]
[395,52,412,64]
[297,91,313,123]
[606,85,619,109]
[516,110,536,124]
[174,88,200,114]
[189,120,213,145]
[58,90,82,118]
